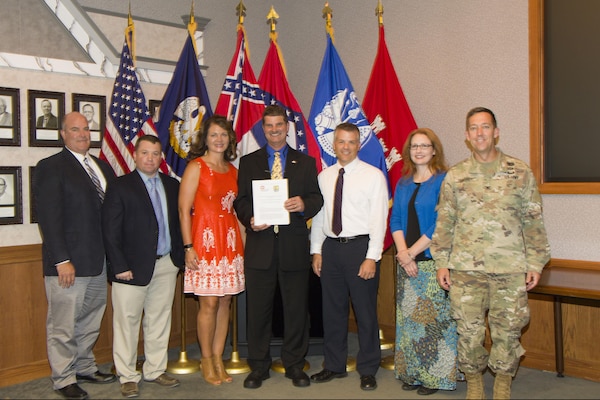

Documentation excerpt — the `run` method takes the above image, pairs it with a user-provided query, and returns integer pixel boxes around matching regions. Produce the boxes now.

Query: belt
[156,254,167,260]
[326,234,369,243]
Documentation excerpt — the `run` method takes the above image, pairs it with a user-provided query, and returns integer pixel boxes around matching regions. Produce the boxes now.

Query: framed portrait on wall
[28,90,65,147]
[0,166,23,225]
[73,93,106,148]
[0,87,21,146]
[29,166,37,224]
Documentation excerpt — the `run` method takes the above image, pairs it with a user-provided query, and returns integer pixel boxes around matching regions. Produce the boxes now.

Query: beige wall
[0,0,598,263]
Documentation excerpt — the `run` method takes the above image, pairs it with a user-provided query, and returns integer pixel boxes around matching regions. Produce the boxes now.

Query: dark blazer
[234,146,323,271]
[34,148,116,277]
[102,170,184,286]
[36,114,59,129]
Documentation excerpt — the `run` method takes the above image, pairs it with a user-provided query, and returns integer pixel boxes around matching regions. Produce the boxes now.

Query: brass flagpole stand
[167,273,200,374]
[223,296,250,374]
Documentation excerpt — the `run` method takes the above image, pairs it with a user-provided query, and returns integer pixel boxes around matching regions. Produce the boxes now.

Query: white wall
[0,0,598,263]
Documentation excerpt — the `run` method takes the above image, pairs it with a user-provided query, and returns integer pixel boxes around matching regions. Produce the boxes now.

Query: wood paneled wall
[1,245,599,387]
[0,244,199,387]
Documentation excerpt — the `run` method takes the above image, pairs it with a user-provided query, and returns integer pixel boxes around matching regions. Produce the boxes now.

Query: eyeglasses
[409,144,433,150]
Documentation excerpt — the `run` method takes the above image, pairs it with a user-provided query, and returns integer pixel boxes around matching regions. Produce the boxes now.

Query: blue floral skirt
[394,259,458,390]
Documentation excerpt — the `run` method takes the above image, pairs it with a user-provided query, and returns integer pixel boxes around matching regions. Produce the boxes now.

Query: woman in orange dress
[178,115,245,385]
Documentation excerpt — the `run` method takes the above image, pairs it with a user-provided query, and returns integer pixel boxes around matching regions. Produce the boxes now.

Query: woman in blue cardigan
[390,128,456,396]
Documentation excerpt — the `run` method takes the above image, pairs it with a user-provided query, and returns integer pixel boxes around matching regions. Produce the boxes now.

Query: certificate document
[252,178,290,226]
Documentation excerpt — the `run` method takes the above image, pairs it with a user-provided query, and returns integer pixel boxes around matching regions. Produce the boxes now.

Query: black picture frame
[0,87,21,146]
[149,99,162,123]
[0,166,23,225]
[28,90,65,147]
[29,166,37,224]
[73,93,106,148]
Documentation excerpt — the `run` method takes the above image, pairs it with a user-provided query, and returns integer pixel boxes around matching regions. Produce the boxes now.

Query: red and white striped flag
[100,19,166,176]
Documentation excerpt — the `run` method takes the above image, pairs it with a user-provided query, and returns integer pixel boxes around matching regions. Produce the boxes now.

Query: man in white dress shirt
[309,122,389,391]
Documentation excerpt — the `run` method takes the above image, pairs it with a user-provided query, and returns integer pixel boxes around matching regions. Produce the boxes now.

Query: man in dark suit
[102,135,184,398]
[36,99,59,129]
[34,112,116,400]
[234,105,323,389]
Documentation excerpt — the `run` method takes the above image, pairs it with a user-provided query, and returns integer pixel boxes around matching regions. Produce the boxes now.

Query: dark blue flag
[156,34,212,178]
[308,35,388,177]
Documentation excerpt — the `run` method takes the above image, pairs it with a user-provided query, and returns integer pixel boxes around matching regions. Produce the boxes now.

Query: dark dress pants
[244,237,310,373]
[320,236,381,376]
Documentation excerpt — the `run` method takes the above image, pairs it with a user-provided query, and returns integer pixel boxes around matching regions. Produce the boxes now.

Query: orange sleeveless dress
[183,158,245,296]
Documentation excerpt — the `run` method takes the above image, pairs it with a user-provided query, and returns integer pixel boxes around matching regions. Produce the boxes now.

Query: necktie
[83,157,104,202]
[271,151,283,179]
[271,152,282,233]
[149,177,168,255]
[332,168,345,236]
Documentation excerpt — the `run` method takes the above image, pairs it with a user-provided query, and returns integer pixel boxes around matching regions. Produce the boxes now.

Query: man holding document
[234,105,323,389]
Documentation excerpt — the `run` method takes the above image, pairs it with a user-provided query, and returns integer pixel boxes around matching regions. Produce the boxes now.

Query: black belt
[326,234,369,243]
[156,254,167,260]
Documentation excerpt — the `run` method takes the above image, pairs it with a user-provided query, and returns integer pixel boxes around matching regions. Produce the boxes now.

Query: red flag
[363,25,418,250]
[258,39,323,172]
[215,28,266,158]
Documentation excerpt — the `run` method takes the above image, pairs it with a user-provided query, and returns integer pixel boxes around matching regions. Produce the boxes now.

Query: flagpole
[371,0,395,367]
[319,2,355,371]
[261,10,310,376]
[222,0,251,376]
[167,273,200,374]
[166,4,203,375]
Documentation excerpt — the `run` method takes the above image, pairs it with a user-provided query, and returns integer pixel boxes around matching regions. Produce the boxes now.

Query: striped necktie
[83,157,104,202]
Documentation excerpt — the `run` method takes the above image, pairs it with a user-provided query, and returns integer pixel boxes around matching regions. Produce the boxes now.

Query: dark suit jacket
[102,171,184,286]
[34,148,116,277]
[234,146,323,271]
[36,114,58,129]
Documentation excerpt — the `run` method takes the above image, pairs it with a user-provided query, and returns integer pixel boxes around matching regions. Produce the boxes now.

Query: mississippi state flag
[215,28,266,159]
[258,39,323,172]
[308,34,388,179]
[155,33,213,178]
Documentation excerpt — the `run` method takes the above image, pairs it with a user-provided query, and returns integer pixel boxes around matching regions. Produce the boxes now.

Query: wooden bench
[529,265,600,377]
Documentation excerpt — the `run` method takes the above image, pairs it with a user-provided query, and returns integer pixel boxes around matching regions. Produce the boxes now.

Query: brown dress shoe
[120,382,139,398]
[146,373,180,388]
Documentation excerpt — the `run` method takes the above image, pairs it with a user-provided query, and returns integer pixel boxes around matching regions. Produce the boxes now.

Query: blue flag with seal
[156,33,212,178]
[308,35,388,178]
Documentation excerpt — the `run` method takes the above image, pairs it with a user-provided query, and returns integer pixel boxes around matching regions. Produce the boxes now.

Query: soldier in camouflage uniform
[430,107,550,399]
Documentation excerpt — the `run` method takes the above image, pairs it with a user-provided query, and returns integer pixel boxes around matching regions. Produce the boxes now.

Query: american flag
[100,34,162,176]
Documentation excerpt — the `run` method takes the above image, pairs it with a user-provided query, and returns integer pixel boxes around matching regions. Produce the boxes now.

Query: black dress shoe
[310,369,348,383]
[360,375,377,391]
[56,383,88,399]
[76,371,117,384]
[243,370,270,389]
[402,382,421,391]
[417,386,438,395]
[285,368,310,387]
